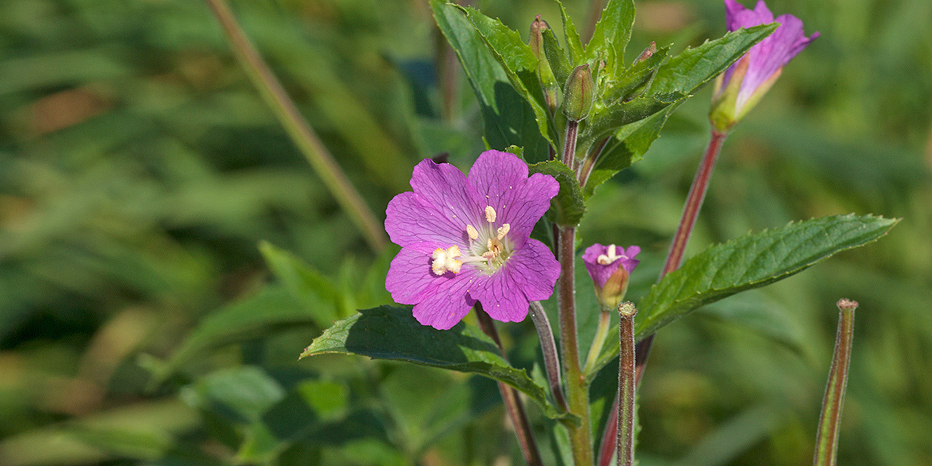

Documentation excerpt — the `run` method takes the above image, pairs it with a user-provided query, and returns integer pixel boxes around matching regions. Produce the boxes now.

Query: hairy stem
[563,120,580,170]
[616,303,637,466]
[559,226,593,466]
[529,301,569,412]
[813,299,857,466]
[204,0,388,253]
[476,308,543,466]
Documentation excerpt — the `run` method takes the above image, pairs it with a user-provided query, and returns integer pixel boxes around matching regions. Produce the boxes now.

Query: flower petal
[385,192,469,247]
[504,238,561,302]
[410,157,482,228]
[386,242,450,305]
[582,243,615,289]
[411,268,480,330]
[470,269,530,324]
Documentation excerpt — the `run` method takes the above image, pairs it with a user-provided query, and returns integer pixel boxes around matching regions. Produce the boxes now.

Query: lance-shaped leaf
[529,160,586,227]
[584,92,684,144]
[586,214,898,377]
[556,0,584,65]
[584,0,636,74]
[648,24,776,98]
[453,4,559,148]
[542,27,572,87]
[302,305,573,420]
[583,102,682,197]
[431,0,549,161]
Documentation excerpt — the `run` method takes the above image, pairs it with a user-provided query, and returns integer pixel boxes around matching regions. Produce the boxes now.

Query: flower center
[597,244,624,265]
[430,206,512,276]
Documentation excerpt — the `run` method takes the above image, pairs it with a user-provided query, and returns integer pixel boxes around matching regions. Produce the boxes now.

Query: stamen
[431,245,462,275]
[496,223,510,240]
[466,224,479,240]
[485,206,497,223]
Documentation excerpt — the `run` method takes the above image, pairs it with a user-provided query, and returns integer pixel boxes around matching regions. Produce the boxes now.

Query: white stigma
[466,224,479,240]
[597,244,623,265]
[431,245,463,275]
[485,206,497,223]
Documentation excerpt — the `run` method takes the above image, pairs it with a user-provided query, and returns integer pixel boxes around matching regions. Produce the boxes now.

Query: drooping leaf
[648,24,776,98]
[301,305,572,420]
[588,214,898,376]
[529,160,586,227]
[584,93,685,143]
[585,0,636,73]
[430,0,550,161]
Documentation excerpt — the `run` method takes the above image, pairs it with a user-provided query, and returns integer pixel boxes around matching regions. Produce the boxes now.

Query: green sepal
[529,160,586,227]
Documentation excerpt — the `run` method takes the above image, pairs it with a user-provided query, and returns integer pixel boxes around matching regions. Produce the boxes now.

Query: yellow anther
[485,206,497,223]
[466,224,479,240]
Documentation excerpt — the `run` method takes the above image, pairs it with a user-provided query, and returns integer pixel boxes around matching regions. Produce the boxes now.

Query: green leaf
[459,5,558,148]
[301,305,571,420]
[585,0,636,73]
[648,24,777,98]
[584,93,684,143]
[557,0,584,65]
[583,102,682,197]
[542,27,572,87]
[588,214,898,376]
[529,160,586,227]
[430,0,550,161]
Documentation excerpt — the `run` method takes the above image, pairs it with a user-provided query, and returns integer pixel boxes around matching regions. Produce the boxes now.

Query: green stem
[204,0,388,253]
[476,307,544,466]
[559,225,593,466]
[813,299,857,466]
[583,310,611,375]
[616,303,637,466]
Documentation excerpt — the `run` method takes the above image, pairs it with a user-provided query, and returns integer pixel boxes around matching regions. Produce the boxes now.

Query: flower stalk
[529,301,569,412]
[203,0,388,253]
[813,299,857,466]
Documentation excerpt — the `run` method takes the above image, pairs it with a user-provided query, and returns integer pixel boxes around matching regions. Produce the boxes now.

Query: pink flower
[710,0,819,131]
[582,244,640,311]
[384,150,561,330]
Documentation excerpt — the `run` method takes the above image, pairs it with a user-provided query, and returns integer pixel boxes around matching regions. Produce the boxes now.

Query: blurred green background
[1,0,929,465]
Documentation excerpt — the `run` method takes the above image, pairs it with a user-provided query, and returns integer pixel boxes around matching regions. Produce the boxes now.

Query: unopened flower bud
[563,64,594,121]
[530,16,559,114]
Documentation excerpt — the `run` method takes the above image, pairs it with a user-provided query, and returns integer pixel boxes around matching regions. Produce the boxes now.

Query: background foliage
[1,0,930,465]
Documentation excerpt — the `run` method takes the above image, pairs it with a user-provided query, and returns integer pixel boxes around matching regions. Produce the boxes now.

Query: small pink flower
[582,244,640,311]
[710,0,819,131]
[384,150,561,330]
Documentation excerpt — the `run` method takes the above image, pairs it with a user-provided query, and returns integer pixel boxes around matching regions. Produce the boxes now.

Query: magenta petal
[499,172,560,245]
[386,243,449,305]
[409,158,482,228]
[504,238,561,302]
[468,150,529,212]
[385,192,468,248]
[411,269,480,330]
[582,244,614,289]
[470,271,530,323]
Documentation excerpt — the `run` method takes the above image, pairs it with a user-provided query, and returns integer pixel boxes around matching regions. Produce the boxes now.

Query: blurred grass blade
[813,299,858,466]
[203,0,387,252]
